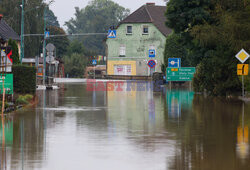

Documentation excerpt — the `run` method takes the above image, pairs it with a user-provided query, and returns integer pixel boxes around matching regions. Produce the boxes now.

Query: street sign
[108,30,116,38]
[92,59,97,65]
[168,58,181,68]
[0,74,13,94]
[149,49,156,58]
[237,64,249,75]
[46,43,55,52]
[0,48,12,72]
[166,67,196,81]
[45,31,50,39]
[235,49,249,63]
[148,60,156,68]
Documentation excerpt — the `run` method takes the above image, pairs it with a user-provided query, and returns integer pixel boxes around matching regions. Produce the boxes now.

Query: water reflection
[0,83,250,170]
[167,96,250,170]
[237,103,249,160]
[166,90,194,119]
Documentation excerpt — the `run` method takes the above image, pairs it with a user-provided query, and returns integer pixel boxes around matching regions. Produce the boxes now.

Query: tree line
[165,0,250,96]
[0,0,129,77]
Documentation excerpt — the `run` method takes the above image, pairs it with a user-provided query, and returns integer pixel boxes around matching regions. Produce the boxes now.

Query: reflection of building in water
[106,82,165,135]
[0,118,13,169]
[166,90,194,119]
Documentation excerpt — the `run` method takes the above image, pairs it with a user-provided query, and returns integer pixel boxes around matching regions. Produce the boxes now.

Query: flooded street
[1,82,250,170]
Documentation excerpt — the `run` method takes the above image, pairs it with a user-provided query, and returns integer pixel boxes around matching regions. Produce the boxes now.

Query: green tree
[66,40,86,56]
[46,26,69,58]
[0,0,60,58]
[63,53,88,78]
[191,0,250,95]
[46,9,60,27]
[65,0,130,54]
[166,0,211,33]
[8,39,20,65]
[164,33,189,66]
[164,0,211,67]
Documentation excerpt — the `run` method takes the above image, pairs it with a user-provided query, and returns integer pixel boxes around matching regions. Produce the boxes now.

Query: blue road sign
[149,49,156,58]
[168,58,181,68]
[108,30,116,38]
[92,59,97,65]
[45,31,50,38]
[148,60,156,68]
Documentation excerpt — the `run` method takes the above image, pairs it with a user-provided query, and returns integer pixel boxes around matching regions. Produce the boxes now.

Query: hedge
[13,65,36,94]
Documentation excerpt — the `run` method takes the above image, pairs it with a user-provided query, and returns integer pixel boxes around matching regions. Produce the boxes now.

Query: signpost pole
[94,65,95,79]
[242,75,244,97]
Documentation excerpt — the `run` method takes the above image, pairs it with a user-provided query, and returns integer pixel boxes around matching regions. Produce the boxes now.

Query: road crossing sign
[235,49,249,63]
[168,58,181,68]
[45,31,50,39]
[92,59,97,65]
[108,30,116,38]
[237,64,249,75]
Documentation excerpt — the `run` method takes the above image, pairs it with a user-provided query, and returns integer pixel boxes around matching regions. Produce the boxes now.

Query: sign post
[166,67,196,81]
[92,59,97,79]
[235,49,250,97]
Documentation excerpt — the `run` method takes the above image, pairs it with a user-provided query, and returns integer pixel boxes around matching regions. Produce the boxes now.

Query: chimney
[146,3,155,6]
[0,14,3,21]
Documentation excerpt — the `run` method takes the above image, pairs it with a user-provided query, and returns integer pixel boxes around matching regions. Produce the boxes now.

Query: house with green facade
[106,3,171,77]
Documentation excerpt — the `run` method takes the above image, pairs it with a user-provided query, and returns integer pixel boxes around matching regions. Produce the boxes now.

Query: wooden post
[1,88,5,116]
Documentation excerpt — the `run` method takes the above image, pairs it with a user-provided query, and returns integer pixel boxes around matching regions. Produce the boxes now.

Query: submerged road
[1,82,250,170]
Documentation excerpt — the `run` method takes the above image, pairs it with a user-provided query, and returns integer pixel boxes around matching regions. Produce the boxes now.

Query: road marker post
[235,49,250,97]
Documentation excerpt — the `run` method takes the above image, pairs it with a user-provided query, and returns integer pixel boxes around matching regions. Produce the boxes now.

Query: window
[143,25,149,34]
[119,45,126,56]
[127,25,132,34]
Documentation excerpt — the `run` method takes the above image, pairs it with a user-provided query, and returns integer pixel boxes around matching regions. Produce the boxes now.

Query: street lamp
[20,0,24,64]
[20,2,42,64]
[20,0,54,64]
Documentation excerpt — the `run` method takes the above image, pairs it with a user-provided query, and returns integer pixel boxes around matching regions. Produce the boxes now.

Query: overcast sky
[49,0,166,27]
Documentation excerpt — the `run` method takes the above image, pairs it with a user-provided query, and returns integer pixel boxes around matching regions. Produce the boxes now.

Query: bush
[15,94,34,105]
[13,65,36,94]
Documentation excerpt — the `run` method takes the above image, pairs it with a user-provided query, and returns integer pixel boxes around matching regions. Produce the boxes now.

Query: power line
[23,33,107,37]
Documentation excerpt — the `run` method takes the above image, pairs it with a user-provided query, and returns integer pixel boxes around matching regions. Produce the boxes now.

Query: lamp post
[20,0,24,63]
[20,1,42,64]
[43,6,47,85]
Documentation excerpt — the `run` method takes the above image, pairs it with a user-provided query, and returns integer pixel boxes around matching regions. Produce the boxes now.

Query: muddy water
[0,82,250,170]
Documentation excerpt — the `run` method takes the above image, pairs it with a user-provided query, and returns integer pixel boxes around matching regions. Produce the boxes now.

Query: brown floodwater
[0,82,250,170]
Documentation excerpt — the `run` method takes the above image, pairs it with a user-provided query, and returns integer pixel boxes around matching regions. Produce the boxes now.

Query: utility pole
[43,6,47,85]
[20,0,24,63]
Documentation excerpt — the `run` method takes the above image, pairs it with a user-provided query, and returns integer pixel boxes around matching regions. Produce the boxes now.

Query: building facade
[106,3,171,77]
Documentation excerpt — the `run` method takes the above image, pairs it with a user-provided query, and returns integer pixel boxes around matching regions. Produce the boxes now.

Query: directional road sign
[148,60,156,68]
[235,49,249,63]
[92,59,97,65]
[168,58,181,68]
[108,30,116,38]
[0,74,13,94]
[166,67,196,81]
[149,49,156,58]
[237,64,249,75]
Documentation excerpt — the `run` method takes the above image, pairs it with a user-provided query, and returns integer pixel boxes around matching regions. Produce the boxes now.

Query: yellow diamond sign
[236,49,250,63]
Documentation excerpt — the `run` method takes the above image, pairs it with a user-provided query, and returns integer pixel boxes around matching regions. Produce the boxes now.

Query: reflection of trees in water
[167,95,250,170]
[9,111,45,169]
